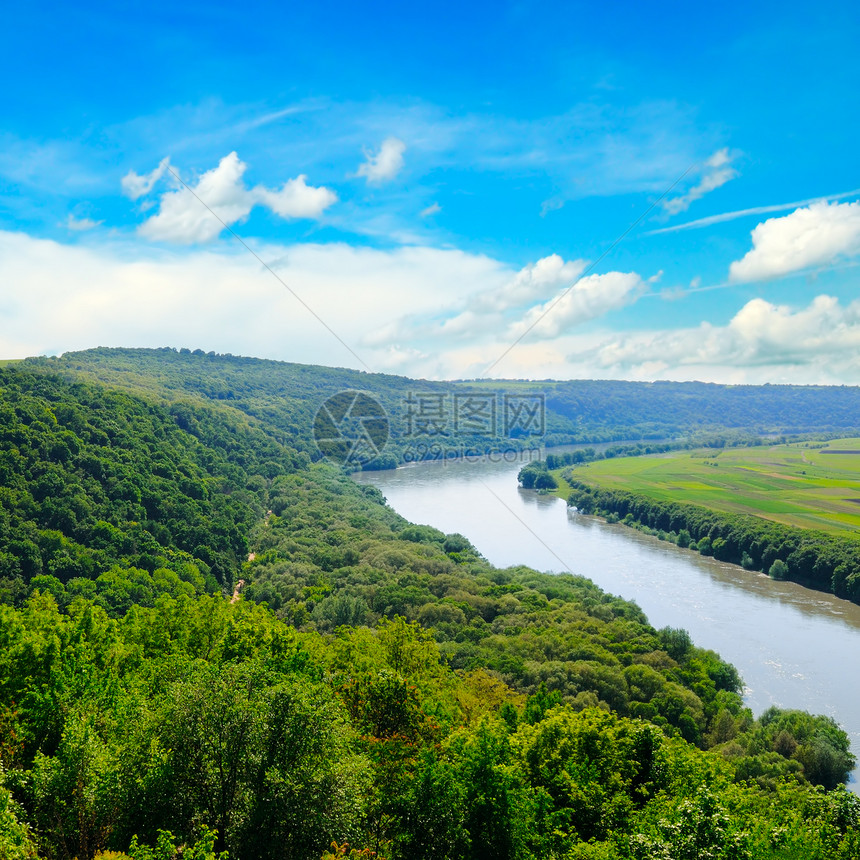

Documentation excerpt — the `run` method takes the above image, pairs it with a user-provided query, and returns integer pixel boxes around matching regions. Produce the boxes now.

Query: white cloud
[647,187,860,235]
[729,200,860,282]
[420,202,441,217]
[662,148,738,215]
[588,295,860,381]
[356,137,406,184]
[9,226,860,385]
[0,231,631,381]
[357,255,645,380]
[0,230,506,374]
[368,254,588,343]
[509,270,646,338]
[255,175,339,219]
[122,157,172,200]
[476,254,587,315]
[130,152,337,244]
[109,96,704,202]
[65,214,102,231]
[137,153,251,243]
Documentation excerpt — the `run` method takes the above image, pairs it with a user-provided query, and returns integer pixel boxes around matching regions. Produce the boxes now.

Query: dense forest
[545,379,860,439]
[1,352,859,859]
[24,349,565,466]
[25,348,860,467]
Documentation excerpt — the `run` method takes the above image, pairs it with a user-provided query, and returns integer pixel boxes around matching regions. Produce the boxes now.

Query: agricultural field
[568,439,860,537]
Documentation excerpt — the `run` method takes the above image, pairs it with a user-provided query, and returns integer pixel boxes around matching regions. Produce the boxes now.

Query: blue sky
[2,0,859,381]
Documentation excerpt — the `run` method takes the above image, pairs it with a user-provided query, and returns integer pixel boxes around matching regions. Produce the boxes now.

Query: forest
[1,351,859,859]
[26,348,860,467]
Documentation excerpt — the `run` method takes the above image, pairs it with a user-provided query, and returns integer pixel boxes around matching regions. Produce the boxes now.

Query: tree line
[565,478,860,602]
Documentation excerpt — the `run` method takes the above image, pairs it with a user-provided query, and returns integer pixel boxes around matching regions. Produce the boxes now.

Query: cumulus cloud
[0,230,636,380]
[370,254,588,343]
[6,227,860,384]
[254,175,339,219]
[509,270,646,338]
[662,148,738,215]
[729,200,860,282]
[138,153,251,243]
[0,230,508,375]
[589,295,860,380]
[475,254,587,315]
[357,137,406,184]
[358,254,646,379]
[129,152,337,243]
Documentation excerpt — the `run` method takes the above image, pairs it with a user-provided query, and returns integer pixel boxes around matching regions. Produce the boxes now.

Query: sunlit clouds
[729,201,860,282]
[126,153,337,243]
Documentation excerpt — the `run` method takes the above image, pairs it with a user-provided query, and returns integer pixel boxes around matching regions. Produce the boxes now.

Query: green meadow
[569,439,860,537]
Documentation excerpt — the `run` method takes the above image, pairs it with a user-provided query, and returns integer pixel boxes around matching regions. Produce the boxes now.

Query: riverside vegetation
[0,349,859,859]
[535,441,860,603]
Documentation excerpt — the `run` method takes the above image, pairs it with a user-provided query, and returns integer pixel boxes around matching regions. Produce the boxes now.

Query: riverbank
[557,444,860,604]
[357,453,860,790]
[560,439,860,536]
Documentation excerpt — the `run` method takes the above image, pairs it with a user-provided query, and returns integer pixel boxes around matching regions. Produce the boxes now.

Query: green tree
[0,765,38,860]
[769,559,789,580]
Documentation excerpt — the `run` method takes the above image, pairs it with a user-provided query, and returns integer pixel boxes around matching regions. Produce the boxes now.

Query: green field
[569,439,860,537]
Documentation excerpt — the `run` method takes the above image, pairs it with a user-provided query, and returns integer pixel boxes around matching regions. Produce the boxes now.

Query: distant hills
[22,347,860,469]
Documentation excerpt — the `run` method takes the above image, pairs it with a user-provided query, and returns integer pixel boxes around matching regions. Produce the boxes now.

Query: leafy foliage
[0,352,857,859]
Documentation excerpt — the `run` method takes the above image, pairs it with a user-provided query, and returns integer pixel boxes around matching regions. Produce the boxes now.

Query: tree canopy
[0,351,857,859]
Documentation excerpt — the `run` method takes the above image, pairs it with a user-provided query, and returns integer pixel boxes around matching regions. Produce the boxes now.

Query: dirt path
[231,579,245,604]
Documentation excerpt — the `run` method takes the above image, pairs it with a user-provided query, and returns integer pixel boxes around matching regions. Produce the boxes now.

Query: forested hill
[547,378,860,436]
[23,348,860,467]
[0,364,305,602]
[1,354,859,860]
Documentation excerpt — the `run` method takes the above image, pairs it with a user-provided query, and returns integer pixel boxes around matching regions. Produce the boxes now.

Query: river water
[355,451,860,787]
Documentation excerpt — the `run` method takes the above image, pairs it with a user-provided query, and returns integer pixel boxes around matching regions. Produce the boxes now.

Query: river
[354,451,860,788]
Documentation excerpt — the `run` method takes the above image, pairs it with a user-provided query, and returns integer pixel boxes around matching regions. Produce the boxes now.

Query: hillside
[546,379,860,436]
[23,348,860,468]
[0,353,858,860]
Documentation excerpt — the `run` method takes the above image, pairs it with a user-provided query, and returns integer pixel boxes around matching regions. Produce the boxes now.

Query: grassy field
[567,439,860,537]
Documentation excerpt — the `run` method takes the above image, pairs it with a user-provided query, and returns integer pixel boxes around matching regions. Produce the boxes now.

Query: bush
[769,559,789,580]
